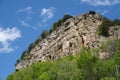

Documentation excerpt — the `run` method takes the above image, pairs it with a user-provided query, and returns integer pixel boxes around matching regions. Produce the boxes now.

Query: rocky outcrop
[16,12,120,70]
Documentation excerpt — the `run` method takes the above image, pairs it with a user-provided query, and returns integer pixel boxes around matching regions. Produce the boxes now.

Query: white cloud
[16,7,55,30]
[41,7,55,22]
[19,17,32,27]
[20,20,29,27]
[80,0,120,6]
[97,10,108,15]
[17,6,32,14]
[0,27,21,53]
[17,6,32,27]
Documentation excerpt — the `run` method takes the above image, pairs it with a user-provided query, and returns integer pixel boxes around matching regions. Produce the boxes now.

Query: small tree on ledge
[89,10,96,15]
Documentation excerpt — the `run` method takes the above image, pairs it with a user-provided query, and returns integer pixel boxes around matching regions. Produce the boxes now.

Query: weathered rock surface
[16,13,120,70]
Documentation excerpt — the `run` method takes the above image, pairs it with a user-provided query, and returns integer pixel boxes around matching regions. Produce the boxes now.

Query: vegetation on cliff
[10,11,120,80]
[18,14,73,61]
[18,11,120,62]
[98,17,120,37]
[49,14,73,33]
[8,39,120,80]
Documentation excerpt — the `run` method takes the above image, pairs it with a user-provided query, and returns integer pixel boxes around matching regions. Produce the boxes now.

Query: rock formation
[16,12,120,70]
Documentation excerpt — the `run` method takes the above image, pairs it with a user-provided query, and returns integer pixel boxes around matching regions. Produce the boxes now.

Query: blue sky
[0,0,120,80]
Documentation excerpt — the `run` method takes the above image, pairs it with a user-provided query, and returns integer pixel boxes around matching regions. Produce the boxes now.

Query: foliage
[41,30,49,39]
[37,72,50,80]
[49,14,72,33]
[19,14,72,61]
[89,10,96,14]
[100,77,116,80]
[34,37,42,45]
[62,14,73,22]
[20,50,30,60]
[11,13,120,80]
[7,40,120,80]
[98,17,120,37]
[20,41,40,60]
[112,19,120,26]
[100,39,120,58]
[98,17,113,37]
[28,43,36,52]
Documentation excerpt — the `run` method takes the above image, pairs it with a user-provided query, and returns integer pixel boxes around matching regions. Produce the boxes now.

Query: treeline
[8,39,120,80]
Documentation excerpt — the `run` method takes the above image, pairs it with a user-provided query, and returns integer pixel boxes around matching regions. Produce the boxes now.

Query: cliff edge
[16,11,120,70]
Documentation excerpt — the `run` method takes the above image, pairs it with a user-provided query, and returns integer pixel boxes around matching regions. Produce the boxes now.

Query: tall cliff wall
[16,12,120,70]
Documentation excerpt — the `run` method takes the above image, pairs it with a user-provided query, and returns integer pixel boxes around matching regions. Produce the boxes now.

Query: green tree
[62,14,73,22]
[112,19,120,26]
[98,17,113,37]
[100,77,116,80]
[89,10,96,14]
[77,48,97,80]
[28,43,36,52]
[49,14,72,33]
[41,30,49,39]
[37,72,50,80]
[21,50,30,60]
[35,37,42,45]
[94,60,116,79]
[7,75,13,80]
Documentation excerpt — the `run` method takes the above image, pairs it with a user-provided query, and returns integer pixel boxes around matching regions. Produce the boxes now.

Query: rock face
[16,12,120,70]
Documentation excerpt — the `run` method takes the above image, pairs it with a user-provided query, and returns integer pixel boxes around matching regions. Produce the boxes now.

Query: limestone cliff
[16,12,120,70]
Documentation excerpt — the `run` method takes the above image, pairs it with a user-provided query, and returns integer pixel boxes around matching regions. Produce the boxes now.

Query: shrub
[98,24,109,37]
[37,72,50,80]
[113,39,120,65]
[77,49,98,80]
[41,30,49,39]
[49,22,59,33]
[20,42,39,60]
[7,74,13,80]
[89,10,96,14]
[100,39,120,57]
[98,17,120,37]
[100,77,116,80]
[21,50,30,60]
[35,37,42,45]
[28,43,36,52]
[8,46,120,80]
[49,14,72,33]
[98,17,113,37]
[62,14,73,22]
[112,19,120,26]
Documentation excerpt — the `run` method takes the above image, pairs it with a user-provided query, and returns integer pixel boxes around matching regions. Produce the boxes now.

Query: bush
[77,48,98,80]
[35,37,42,45]
[21,50,30,60]
[100,39,120,58]
[37,72,50,80]
[41,30,49,39]
[49,22,59,33]
[8,46,120,80]
[20,42,39,60]
[49,14,72,33]
[98,17,113,37]
[112,19,120,26]
[98,24,109,37]
[98,17,120,37]
[89,10,96,14]
[62,14,73,22]
[28,43,36,52]
[100,77,116,80]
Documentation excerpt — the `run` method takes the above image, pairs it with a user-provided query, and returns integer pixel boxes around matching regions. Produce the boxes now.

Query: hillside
[8,11,120,80]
